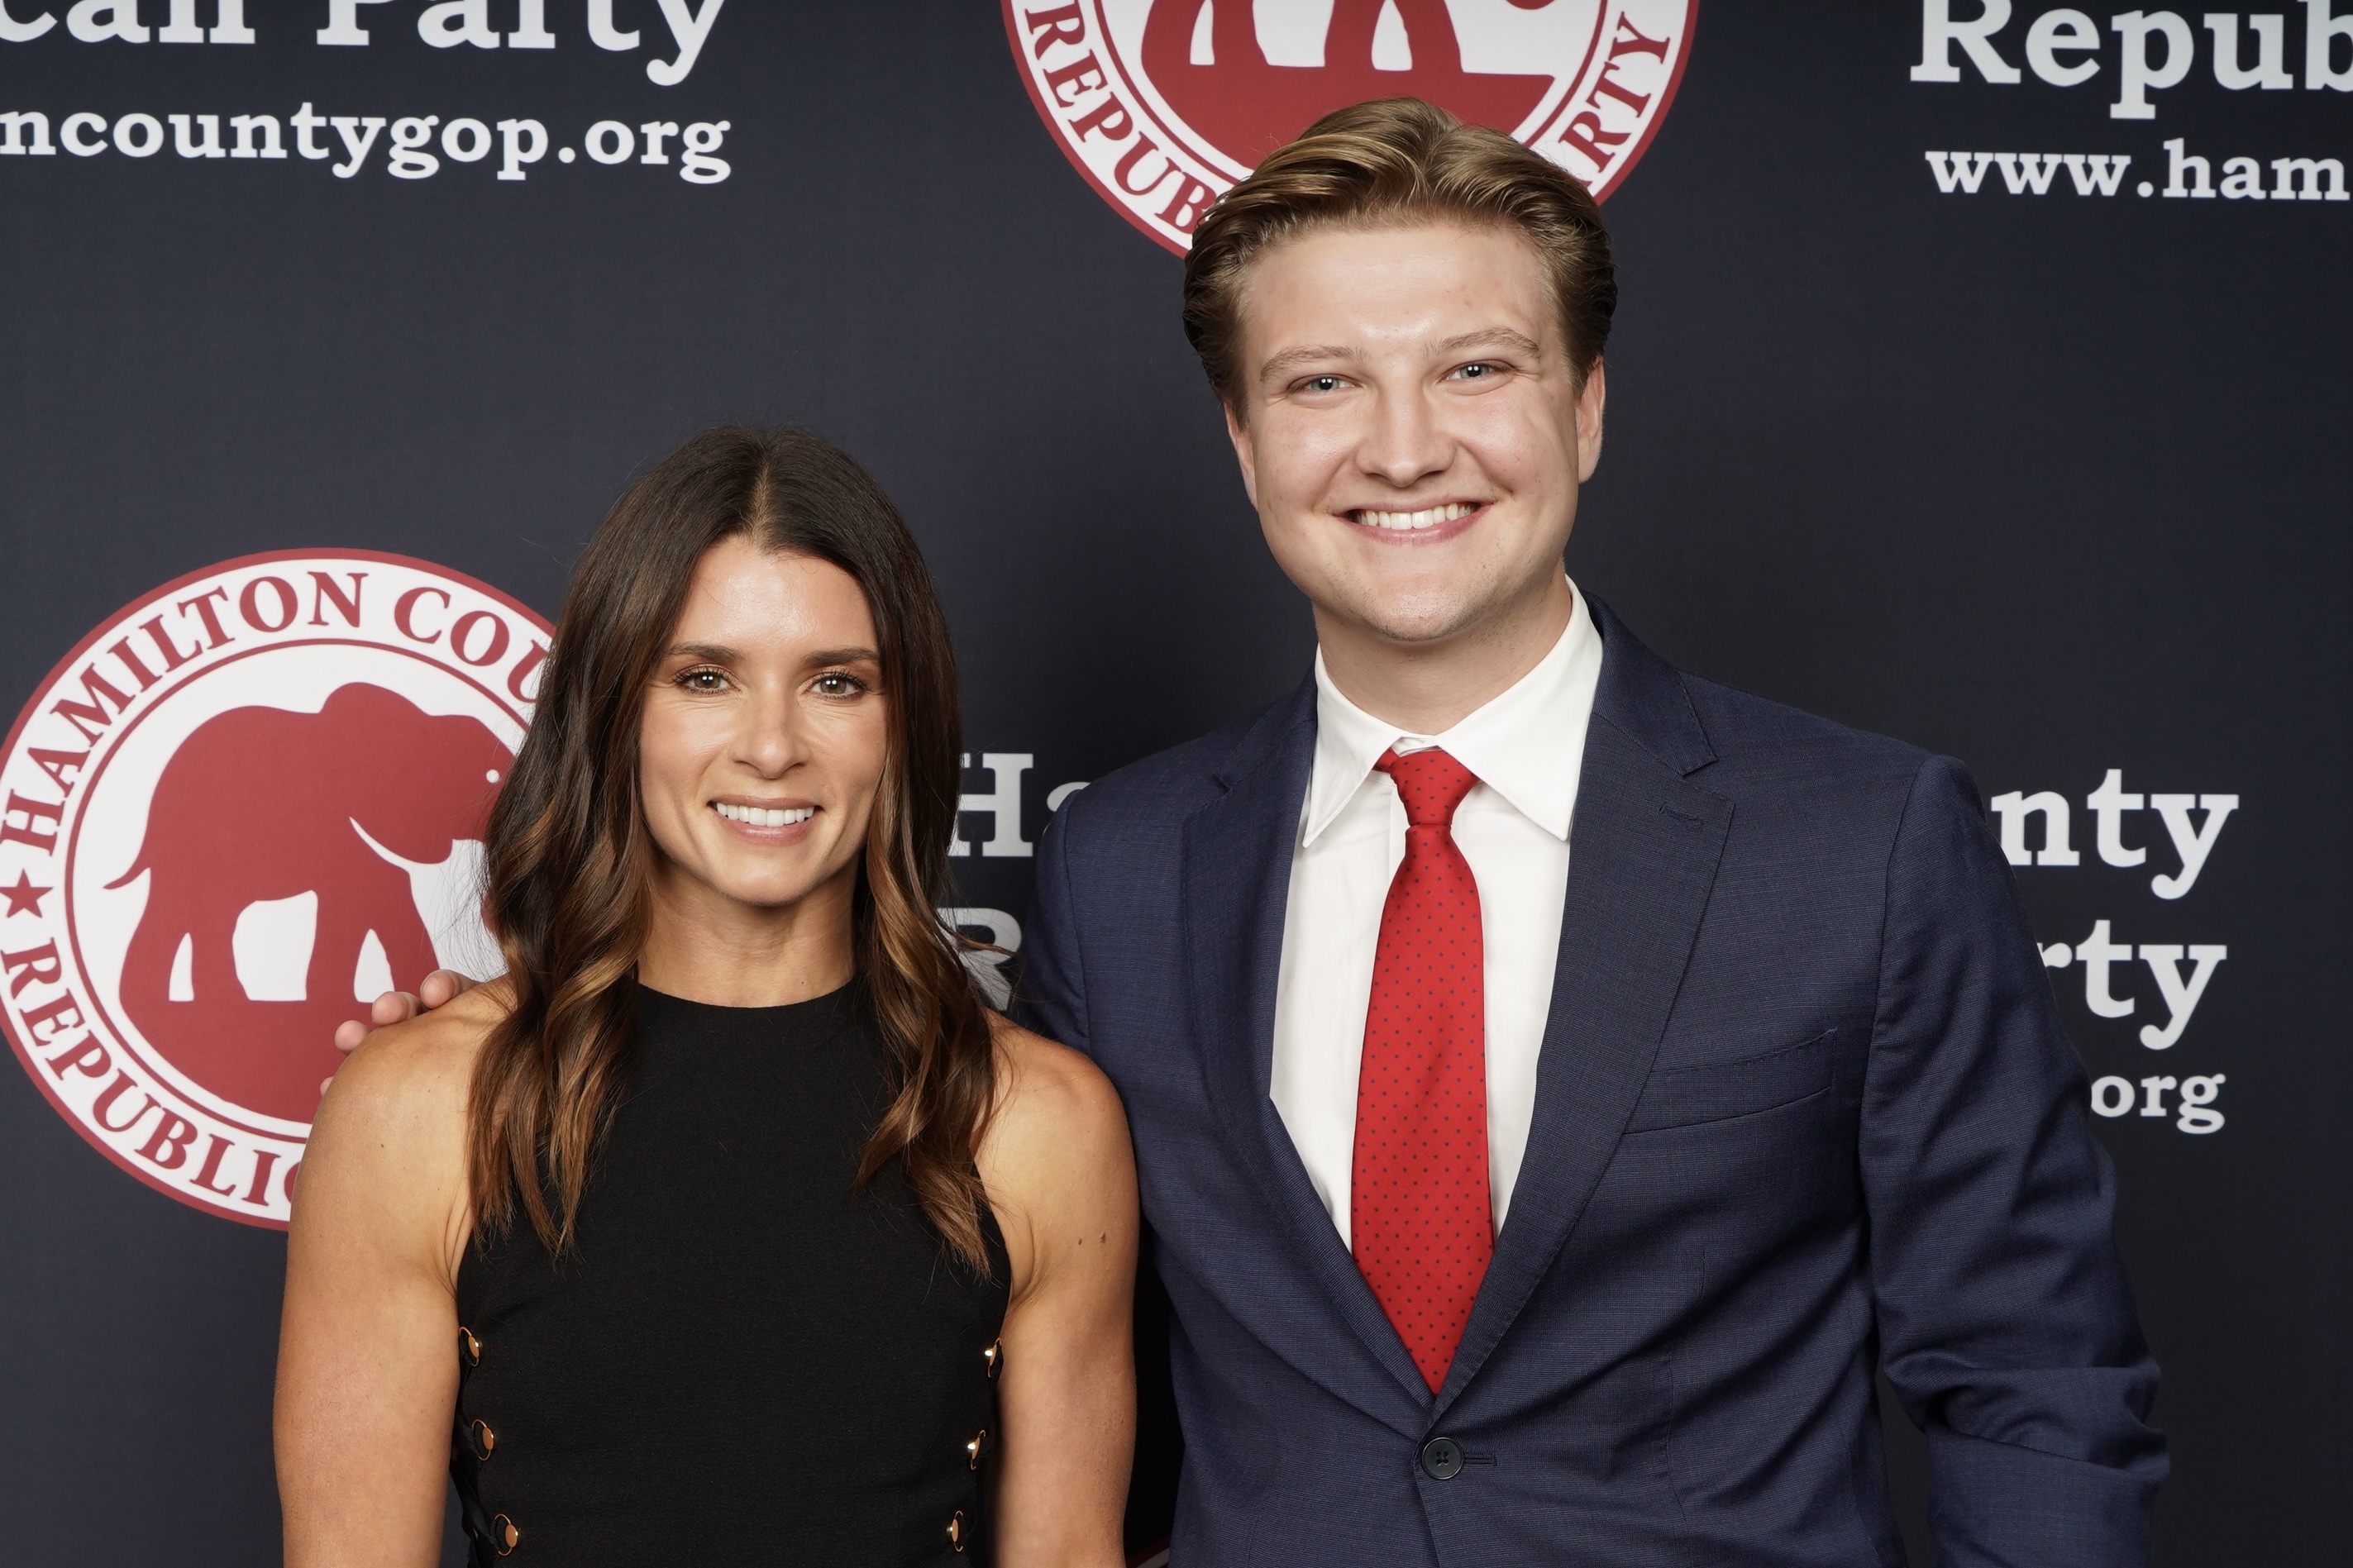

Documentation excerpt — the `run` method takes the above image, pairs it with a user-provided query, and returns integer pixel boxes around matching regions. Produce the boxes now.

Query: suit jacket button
[1420,1437,1464,1480]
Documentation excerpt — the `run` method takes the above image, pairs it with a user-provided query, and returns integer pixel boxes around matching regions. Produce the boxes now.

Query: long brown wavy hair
[468,427,1000,1271]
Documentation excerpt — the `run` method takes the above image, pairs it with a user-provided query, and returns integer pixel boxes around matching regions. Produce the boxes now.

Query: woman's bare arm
[276,993,494,1567]
[980,1022,1140,1568]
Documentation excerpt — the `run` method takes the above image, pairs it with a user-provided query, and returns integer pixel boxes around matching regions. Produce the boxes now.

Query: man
[1019,99,2162,1565]
[348,99,2163,1566]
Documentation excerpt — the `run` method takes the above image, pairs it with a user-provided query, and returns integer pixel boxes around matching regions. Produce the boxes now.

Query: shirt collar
[1305,577,1603,846]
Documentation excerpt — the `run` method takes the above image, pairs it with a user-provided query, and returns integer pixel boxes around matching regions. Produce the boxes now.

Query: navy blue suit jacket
[1020,603,2164,1566]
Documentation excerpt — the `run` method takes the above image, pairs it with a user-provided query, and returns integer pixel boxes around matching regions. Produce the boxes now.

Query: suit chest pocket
[1624,1029,1836,1133]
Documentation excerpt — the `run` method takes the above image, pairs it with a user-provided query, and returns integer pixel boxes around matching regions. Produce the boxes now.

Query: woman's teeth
[1355,502,1478,531]
[714,803,815,827]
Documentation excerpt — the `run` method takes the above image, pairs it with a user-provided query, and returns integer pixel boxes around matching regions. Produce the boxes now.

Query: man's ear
[1574,359,1606,484]
[1223,398,1260,508]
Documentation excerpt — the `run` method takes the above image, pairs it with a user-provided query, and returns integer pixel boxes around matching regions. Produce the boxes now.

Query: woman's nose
[737,689,803,776]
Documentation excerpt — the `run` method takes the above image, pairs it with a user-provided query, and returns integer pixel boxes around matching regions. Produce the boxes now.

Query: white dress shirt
[1270,580,1605,1247]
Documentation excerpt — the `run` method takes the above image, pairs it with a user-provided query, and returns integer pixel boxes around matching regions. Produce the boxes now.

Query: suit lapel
[1434,604,1733,1415]
[1181,680,1435,1418]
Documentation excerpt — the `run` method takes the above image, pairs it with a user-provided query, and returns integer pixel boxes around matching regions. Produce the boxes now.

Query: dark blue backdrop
[1,4,2344,1561]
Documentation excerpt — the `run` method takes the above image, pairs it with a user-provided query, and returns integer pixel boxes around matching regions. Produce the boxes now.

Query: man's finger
[370,990,423,1026]
[332,994,414,1057]
[330,975,477,1063]
[417,970,477,1008]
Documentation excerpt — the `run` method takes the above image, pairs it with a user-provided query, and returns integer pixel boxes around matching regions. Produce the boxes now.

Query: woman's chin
[656,855,838,918]
[719,873,829,913]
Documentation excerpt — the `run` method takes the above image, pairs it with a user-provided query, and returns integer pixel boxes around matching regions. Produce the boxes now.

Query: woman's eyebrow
[664,642,881,666]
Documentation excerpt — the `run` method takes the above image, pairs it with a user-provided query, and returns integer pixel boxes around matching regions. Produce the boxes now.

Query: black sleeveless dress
[451,984,1010,1566]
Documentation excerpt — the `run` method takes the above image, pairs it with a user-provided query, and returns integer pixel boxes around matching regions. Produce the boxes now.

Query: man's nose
[1360,385,1451,488]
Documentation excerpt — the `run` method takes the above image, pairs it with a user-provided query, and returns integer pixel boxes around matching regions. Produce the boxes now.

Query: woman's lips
[713,801,814,827]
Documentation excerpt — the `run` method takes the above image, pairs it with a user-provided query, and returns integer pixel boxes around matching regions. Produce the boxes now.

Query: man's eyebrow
[1257,344,1358,384]
[1432,327,1543,360]
[1255,329,1544,385]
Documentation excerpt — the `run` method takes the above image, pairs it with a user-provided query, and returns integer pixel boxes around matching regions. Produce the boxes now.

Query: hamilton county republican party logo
[0,551,548,1227]
[1005,0,1697,251]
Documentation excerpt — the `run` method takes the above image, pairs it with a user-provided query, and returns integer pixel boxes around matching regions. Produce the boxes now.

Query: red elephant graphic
[107,683,512,1122]
[1141,0,1558,164]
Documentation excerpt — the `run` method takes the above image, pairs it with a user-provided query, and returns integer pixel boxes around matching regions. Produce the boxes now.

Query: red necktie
[1352,746,1493,1393]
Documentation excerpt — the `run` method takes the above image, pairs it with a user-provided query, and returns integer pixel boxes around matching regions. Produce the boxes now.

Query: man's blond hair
[1181,98,1617,409]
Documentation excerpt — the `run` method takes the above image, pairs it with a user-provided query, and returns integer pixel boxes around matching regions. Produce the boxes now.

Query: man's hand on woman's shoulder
[313,978,511,1156]
[324,968,481,1101]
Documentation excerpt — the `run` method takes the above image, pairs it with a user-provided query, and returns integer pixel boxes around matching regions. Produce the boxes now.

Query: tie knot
[1376,747,1479,826]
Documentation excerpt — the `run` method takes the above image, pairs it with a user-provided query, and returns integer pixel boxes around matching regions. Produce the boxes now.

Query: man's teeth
[714,803,815,827]
[1355,502,1478,531]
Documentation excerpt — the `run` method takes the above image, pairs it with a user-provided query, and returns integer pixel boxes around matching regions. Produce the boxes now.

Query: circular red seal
[1005,0,1697,253]
[0,551,549,1227]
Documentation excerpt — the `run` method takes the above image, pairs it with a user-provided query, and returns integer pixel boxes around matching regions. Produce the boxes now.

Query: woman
[274,428,1138,1566]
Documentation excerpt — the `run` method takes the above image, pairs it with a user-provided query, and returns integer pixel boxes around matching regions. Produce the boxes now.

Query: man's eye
[1302,375,1344,393]
[1454,361,1500,380]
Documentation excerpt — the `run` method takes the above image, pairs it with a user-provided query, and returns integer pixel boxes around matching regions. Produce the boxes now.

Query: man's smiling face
[1224,220,1605,651]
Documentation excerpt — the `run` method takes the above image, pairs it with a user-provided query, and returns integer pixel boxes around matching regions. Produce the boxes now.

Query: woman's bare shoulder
[981,1016,1134,1224]
[302,978,518,1234]
[325,978,514,1122]
[284,984,518,1353]
[979,1017,1136,1308]
[989,1016,1126,1146]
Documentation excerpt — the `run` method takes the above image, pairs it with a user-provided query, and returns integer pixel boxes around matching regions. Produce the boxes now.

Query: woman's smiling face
[637,537,890,919]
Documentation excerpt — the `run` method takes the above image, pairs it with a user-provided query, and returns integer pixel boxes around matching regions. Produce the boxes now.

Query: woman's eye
[812,673,866,698]
[678,668,728,692]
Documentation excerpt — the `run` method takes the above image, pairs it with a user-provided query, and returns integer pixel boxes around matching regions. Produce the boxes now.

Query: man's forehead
[1239,222,1554,355]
